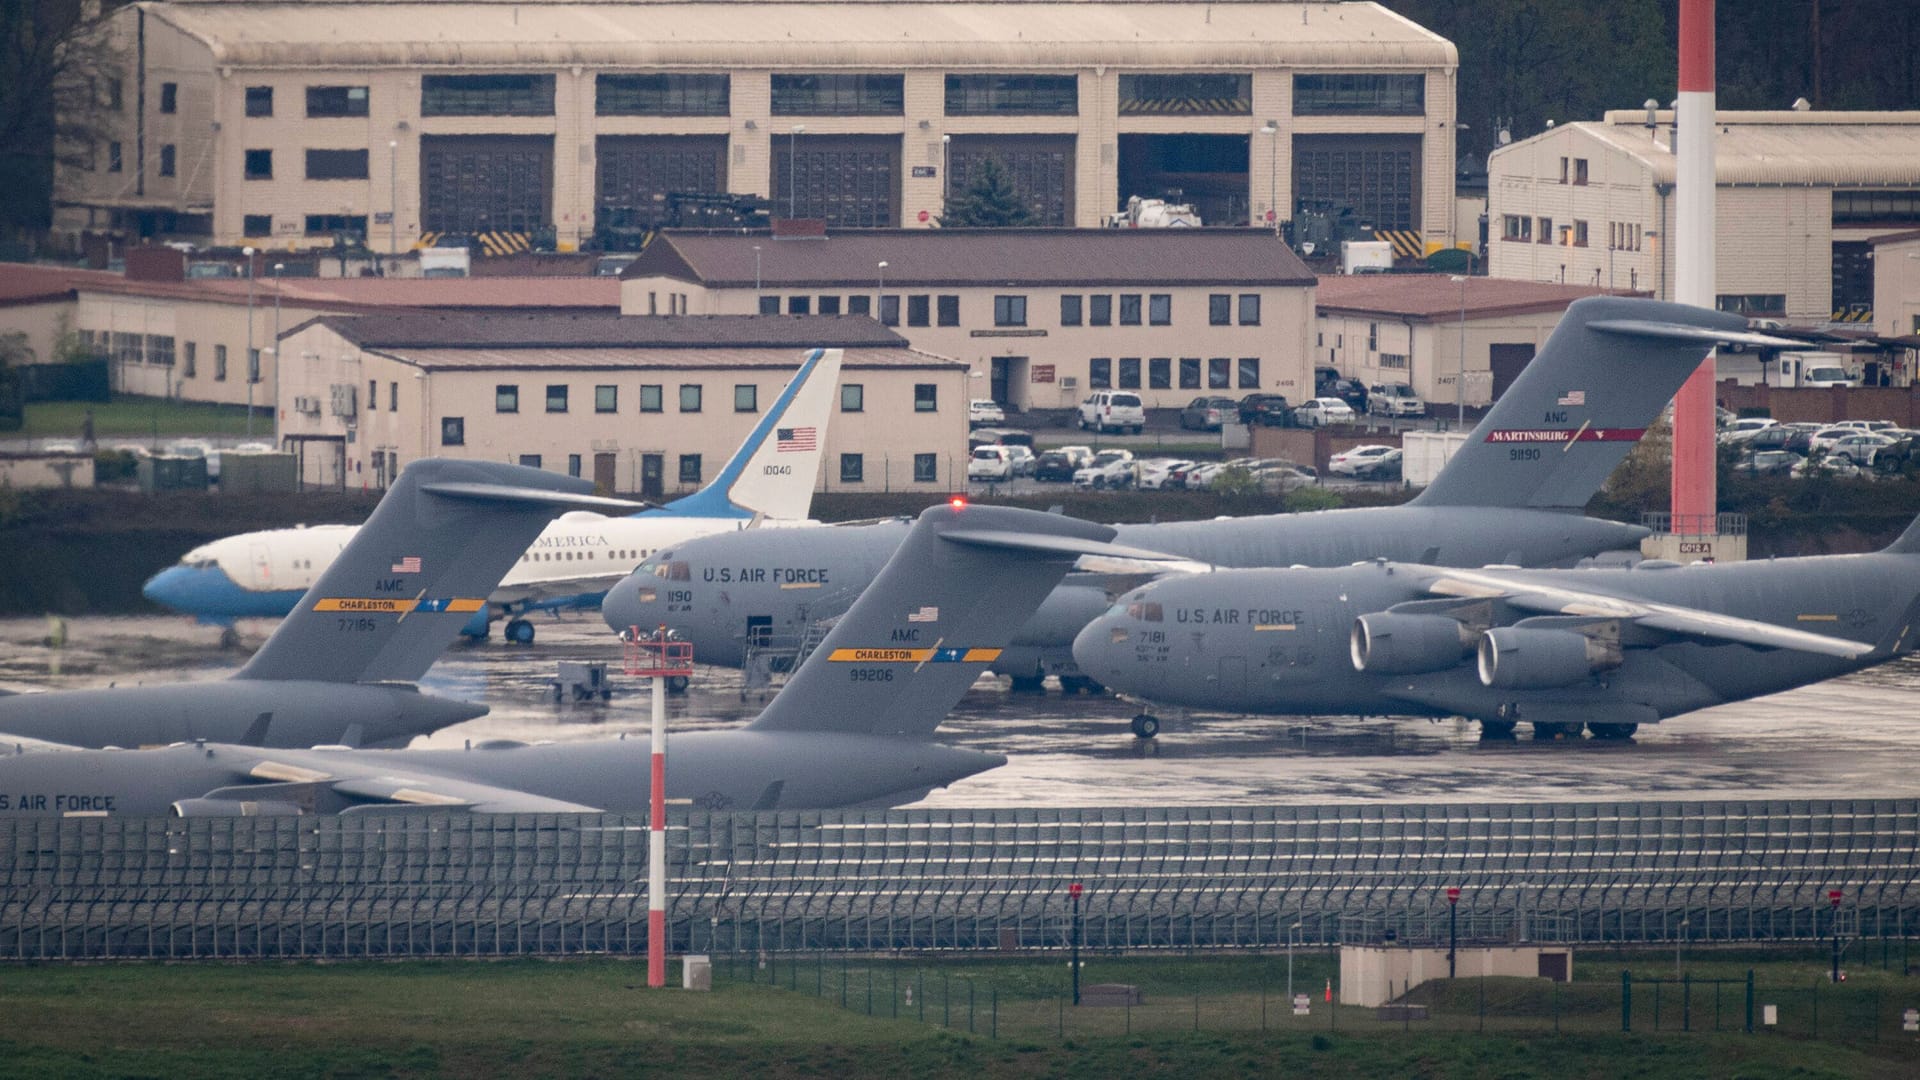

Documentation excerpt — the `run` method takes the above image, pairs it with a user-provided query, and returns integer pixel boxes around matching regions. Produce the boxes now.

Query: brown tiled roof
[1315,274,1635,320]
[368,345,957,372]
[314,312,909,350]
[0,263,126,307]
[70,274,620,312]
[629,228,1317,288]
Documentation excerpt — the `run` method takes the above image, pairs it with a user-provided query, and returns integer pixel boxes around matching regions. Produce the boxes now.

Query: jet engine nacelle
[1350,613,1475,675]
[1476,627,1619,690]
[170,798,305,818]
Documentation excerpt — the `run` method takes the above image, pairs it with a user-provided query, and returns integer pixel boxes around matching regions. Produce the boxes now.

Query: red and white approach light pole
[628,624,693,989]
[1671,0,1718,531]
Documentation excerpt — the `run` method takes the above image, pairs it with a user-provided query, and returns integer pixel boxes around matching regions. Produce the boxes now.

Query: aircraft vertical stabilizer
[657,347,842,521]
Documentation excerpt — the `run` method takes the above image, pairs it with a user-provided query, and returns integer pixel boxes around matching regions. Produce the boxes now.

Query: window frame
[913,383,938,412]
[840,384,865,412]
[734,384,759,413]
[639,384,664,413]
[1060,294,1083,326]
[678,384,703,412]
[306,85,370,118]
[1148,293,1171,326]
[1237,294,1261,326]
[545,384,568,413]
[993,295,1028,327]
[440,417,465,445]
[594,385,618,413]
[839,453,864,484]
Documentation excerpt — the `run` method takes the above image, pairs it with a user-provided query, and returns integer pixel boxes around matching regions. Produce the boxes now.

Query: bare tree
[0,0,129,246]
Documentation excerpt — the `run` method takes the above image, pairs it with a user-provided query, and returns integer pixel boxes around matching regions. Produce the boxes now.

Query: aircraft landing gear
[217,627,241,650]
[1130,713,1160,739]
[1057,676,1105,695]
[1531,721,1581,740]
[1006,674,1047,694]
[665,675,689,694]
[1478,719,1517,739]
[505,618,536,645]
[1588,722,1639,740]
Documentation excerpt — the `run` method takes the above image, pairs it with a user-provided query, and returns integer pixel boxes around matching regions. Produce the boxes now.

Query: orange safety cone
[1324,978,1332,1002]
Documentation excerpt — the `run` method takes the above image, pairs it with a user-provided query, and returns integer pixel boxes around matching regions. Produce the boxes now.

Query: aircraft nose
[602,573,663,637]
[142,565,215,612]
[1071,614,1129,687]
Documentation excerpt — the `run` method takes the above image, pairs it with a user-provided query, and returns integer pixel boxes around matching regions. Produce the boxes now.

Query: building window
[1503,214,1532,242]
[107,141,121,172]
[103,76,122,111]
[1715,294,1787,318]
[1559,156,1570,184]
[879,295,900,326]
[847,295,871,316]
[1292,73,1424,116]
[1832,190,1920,226]
[1208,357,1230,389]
[1118,294,1141,326]
[1119,73,1250,115]
[244,86,273,117]
[242,214,271,237]
[1089,358,1112,389]
[1179,358,1200,389]
[913,383,937,412]
[568,454,582,478]
[993,295,1027,327]
[758,296,779,315]
[305,148,369,180]
[247,348,261,384]
[1238,294,1261,326]
[441,417,465,445]
[787,295,811,315]
[1367,323,1378,352]
[840,384,864,412]
[1148,357,1171,389]
[110,332,142,365]
[907,295,931,327]
[306,86,370,118]
[735,384,758,412]
[1237,358,1261,389]
[639,384,663,412]
[1117,357,1141,389]
[840,453,864,483]
[519,454,543,470]
[1573,158,1589,185]
[304,214,366,238]
[595,385,617,413]
[1060,295,1083,326]
[145,335,175,367]
[244,149,272,180]
[158,144,176,177]
[214,344,228,381]
[679,454,702,484]
[542,385,567,412]
[390,381,398,410]
[1209,294,1231,326]
[1088,294,1112,326]
[368,379,378,411]
[913,452,936,483]
[770,73,904,116]
[160,82,177,114]
[182,342,196,378]
[1149,294,1171,326]
[944,74,1078,116]
[937,295,960,326]
[1537,217,1553,244]
[1378,352,1408,370]
[596,73,729,116]
[1572,220,1589,247]
[421,73,555,116]
[679,385,702,412]
[818,295,841,315]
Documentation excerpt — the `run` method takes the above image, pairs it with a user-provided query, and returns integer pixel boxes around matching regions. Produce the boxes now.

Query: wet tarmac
[3,612,1916,808]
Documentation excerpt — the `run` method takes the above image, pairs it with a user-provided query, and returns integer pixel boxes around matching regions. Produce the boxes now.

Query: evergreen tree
[939,156,1032,228]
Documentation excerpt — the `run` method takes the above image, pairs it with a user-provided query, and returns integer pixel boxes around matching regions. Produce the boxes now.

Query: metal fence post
[992,987,998,1040]
[1683,972,1691,1032]
[1622,970,1632,1033]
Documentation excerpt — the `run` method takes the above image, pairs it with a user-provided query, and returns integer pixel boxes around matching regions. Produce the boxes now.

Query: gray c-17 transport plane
[1073,514,1920,740]
[0,504,1156,816]
[603,297,1803,689]
[0,460,639,753]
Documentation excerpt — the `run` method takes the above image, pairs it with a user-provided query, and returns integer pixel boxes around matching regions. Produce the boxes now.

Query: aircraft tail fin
[747,504,1161,737]
[655,347,842,521]
[1413,297,1806,510]
[1882,513,1920,556]
[235,460,638,685]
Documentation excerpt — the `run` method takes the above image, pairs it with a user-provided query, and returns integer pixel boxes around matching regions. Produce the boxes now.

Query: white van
[1078,391,1145,434]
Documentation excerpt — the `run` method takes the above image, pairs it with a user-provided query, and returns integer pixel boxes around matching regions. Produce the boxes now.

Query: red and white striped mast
[1670,0,1718,532]
[628,623,692,989]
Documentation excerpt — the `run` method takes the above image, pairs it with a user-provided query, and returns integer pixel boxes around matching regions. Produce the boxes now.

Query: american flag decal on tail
[390,556,422,574]
[907,605,939,623]
[776,426,817,452]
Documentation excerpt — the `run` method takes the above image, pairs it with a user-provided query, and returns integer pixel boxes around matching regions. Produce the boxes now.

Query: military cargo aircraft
[603,298,1800,689]
[0,504,1159,815]
[1073,514,1920,739]
[0,460,639,752]
[142,348,841,647]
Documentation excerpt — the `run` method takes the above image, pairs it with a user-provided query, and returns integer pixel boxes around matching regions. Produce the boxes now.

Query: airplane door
[593,452,617,494]
[248,541,273,589]
[1217,656,1246,701]
[640,454,664,499]
[746,616,773,647]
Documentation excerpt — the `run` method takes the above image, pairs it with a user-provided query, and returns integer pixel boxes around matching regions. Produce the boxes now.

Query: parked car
[1292,396,1356,427]
[1716,417,1777,444]
[1827,432,1897,466]
[1792,454,1863,479]
[1248,460,1319,493]
[1806,426,1865,456]
[1056,445,1095,469]
[968,399,1006,427]
[1164,461,1206,489]
[1327,378,1370,411]
[1178,396,1236,431]
[1184,457,1260,489]
[1828,419,1896,433]
[1135,458,1195,490]
[1328,444,1400,477]
[1236,393,1293,427]
[1078,391,1145,434]
[966,445,1014,482]
[1738,425,1806,455]
[1731,450,1800,478]
[1872,437,1917,475]
[1352,447,1403,482]
[1072,449,1137,489]
[1313,365,1341,394]
[1032,450,1078,482]
[1367,382,1426,419]
[40,438,84,454]
[1002,444,1036,477]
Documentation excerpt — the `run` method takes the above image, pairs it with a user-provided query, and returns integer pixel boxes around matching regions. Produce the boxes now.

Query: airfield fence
[1,798,1917,960]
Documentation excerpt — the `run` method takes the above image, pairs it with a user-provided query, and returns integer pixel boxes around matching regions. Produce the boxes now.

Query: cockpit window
[185,557,217,570]
[1127,601,1163,622]
[652,560,690,581]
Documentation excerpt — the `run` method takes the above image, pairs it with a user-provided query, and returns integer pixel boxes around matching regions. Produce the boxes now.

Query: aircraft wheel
[1589,722,1639,740]
[1057,675,1089,694]
[505,618,536,645]
[1479,719,1517,739]
[665,675,690,694]
[1007,674,1046,694]
[1531,721,1578,740]
[218,626,240,650]
[1130,714,1160,739]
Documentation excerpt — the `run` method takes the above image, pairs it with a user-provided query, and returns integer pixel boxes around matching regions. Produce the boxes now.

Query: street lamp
[1259,122,1279,234]
[1068,882,1083,1006]
[243,246,256,438]
[1286,920,1302,1002]
[753,244,762,293]
[941,134,951,217]
[1829,890,1844,983]
[272,262,285,446]
[1449,272,1472,427]
[1676,918,1689,979]
[788,124,805,219]
[387,139,399,268]
[877,260,887,301]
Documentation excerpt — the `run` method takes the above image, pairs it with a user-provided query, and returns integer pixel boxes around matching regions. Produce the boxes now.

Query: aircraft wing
[327,774,601,815]
[1425,567,1875,659]
[188,750,604,815]
[0,731,89,754]
[488,571,628,607]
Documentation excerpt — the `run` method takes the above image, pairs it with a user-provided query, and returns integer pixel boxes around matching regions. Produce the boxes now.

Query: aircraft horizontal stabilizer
[939,529,1179,564]
[419,480,645,513]
[1586,319,1812,353]
[331,774,602,814]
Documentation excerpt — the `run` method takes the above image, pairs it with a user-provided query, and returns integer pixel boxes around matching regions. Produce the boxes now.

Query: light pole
[1447,887,1461,978]
[1829,890,1843,983]
[1676,918,1688,979]
[941,134,951,217]
[387,139,399,270]
[877,260,887,302]
[1068,882,1083,1006]
[1286,921,1301,1002]
[243,245,256,438]
[753,244,762,293]
[1450,271,1471,427]
[1260,121,1278,234]
[271,262,284,445]
[788,124,805,219]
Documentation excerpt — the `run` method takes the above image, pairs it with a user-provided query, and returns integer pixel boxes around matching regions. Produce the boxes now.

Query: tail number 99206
[849,668,894,683]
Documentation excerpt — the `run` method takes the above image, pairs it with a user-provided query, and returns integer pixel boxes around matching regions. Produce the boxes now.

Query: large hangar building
[57,1,1460,252]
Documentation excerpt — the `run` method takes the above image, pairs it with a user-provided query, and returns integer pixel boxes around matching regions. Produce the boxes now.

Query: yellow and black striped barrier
[1375,229,1425,259]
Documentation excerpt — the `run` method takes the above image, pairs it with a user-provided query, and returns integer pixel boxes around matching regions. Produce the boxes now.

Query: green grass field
[20,395,260,440]
[0,952,1912,1078]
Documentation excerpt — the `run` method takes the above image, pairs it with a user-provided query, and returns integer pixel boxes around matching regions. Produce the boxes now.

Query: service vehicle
[1078,391,1145,434]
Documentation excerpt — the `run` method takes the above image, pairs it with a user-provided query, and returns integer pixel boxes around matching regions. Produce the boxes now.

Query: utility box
[682,954,711,991]
[217,451,297,494]
[1402,431,1468,487]
[548,661,612,703]
[137,453,210,493]
[1340,240,1394,274]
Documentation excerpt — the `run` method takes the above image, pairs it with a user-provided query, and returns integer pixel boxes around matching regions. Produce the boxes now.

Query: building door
[593,452,617,493]
[640,453,664,499]
[1488,343,1536,401]
[990,356,1024,406]
[1537,953,1569,982]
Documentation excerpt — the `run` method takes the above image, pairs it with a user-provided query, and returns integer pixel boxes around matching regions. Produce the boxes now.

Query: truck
[1106,196,1202,228]
[1340,240,1394,274]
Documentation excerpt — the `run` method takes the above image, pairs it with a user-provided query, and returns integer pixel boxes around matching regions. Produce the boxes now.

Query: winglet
[655,347,843,521]
[1414,297,1768,511]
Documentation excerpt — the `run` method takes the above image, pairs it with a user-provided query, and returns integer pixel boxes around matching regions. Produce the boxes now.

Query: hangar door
[594,135,728,250]
[947,135,1076,226]
[772,134,899,227]
[1116,134,1248,226]
[1489,342,1536,401]
[420,135,553,236]
[1292,134,1421,231]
